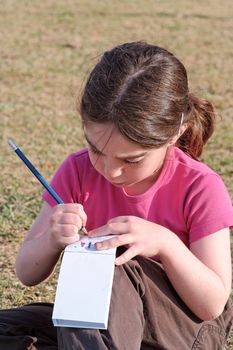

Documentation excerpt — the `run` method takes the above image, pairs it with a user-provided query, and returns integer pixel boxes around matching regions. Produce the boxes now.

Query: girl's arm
[88,217,231,321]
[16,202,86,286]
[160,227,232,321]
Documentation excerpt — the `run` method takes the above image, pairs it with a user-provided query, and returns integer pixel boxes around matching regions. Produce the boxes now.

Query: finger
[108,216,130,224]
[79,210,87,227]
[79,226,88,236]
[95,234,134,250]
[115,245,139,265]
[56,203,84,212]
[107,222,129,234]
[56,204,87,223]
[62,233,80,246]
[50,206,87,227]
[89,221,129,237]
[56,213,83,227]
[54,224,79,237]
[88,224,112,237]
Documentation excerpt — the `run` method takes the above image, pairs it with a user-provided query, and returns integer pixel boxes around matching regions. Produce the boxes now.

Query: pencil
[7,138,86,235]
[8,138,64,204]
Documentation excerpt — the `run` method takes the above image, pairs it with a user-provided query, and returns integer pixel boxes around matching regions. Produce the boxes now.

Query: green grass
[1,0,233,347]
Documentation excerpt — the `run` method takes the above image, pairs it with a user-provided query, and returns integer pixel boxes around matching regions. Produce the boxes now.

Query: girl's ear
[169,123,188,145]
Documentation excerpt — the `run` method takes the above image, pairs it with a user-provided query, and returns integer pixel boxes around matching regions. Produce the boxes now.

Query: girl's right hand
[46,203,87,252]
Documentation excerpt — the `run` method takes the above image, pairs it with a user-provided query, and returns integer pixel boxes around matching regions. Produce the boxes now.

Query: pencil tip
[7,138,17,151]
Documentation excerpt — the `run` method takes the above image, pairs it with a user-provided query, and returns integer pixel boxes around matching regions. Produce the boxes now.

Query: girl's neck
[123,164,164,196]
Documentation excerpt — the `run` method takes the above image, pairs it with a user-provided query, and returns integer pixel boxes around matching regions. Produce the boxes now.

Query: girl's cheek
[90,156,104,174]
[88,153,98,166]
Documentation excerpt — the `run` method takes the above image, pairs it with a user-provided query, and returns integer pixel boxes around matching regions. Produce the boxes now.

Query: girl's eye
[89,146,143,165]
[89,147,102,155]
[124,159,141,165]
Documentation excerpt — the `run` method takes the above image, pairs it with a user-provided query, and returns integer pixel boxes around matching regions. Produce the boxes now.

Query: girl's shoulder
[64,148,92,173]
[170,148,233,241]
[63,149,99,186]
[67,148,89,162]
[171,147,216,177]
[169,147,231,206]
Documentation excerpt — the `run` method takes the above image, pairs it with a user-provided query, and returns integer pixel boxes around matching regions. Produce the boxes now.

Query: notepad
[52,236,116,329]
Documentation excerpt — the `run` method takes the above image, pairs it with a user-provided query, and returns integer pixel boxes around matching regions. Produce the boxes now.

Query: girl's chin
[109,179,141,188]
[110,181,126,187]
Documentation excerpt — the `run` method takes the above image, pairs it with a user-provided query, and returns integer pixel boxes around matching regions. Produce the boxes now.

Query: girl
[0,41,233,349]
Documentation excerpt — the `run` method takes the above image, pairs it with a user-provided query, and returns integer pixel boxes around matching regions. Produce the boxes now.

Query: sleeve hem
[189,211,233,243]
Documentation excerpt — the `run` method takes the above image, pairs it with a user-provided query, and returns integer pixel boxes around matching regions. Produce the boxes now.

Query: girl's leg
[137,256,233,350]
[58,254,233,350]
[57,262,145,350]
[2,258,231,350]
[0,302,57,350]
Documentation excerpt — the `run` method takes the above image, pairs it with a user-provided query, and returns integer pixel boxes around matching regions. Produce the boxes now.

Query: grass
[0,0,233,347]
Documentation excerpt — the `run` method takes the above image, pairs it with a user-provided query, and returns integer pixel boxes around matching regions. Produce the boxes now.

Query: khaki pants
[0,255,232,349]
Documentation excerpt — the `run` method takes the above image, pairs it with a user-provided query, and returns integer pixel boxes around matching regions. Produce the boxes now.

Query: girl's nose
[104,161,122,180]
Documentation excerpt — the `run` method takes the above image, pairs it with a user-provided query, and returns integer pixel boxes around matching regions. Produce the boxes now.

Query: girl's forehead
[84,122,114,138]
[84,122,146,153]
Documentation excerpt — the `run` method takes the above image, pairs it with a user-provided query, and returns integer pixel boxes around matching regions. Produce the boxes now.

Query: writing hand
[47,203,87,251]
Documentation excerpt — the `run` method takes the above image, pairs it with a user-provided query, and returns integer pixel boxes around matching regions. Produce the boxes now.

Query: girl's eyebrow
[84,134,148,160]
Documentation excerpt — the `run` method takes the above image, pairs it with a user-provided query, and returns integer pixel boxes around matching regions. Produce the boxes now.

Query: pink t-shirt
[43,146,233,247]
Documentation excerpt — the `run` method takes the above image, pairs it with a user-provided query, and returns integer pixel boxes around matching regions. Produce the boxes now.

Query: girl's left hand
[88,216,172,265]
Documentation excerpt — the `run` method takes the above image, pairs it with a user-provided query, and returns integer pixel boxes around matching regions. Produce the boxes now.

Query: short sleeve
[184,173,233,243]
[42,154,81,207]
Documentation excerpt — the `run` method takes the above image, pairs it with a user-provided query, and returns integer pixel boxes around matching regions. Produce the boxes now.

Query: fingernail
[96,242,104,250]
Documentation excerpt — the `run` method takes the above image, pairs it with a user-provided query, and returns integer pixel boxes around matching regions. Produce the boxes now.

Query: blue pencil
[7,138,64,204]
[7,138,87,235]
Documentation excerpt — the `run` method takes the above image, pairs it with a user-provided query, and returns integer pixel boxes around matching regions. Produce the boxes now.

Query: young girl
[0,41,233,350]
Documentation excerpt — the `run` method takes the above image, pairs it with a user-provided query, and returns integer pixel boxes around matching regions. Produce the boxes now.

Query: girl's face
[84,122,170,195]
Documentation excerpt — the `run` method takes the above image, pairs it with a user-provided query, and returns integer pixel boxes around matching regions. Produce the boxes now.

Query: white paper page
[53,236,117,329]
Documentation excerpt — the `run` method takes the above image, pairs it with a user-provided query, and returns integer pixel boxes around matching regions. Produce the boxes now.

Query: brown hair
[79,41,216,159]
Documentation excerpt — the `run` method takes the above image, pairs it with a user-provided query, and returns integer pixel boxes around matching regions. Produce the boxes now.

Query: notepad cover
[52,236,116,329]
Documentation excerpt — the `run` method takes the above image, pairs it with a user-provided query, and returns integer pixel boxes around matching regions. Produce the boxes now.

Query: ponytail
[176,93,216,159]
